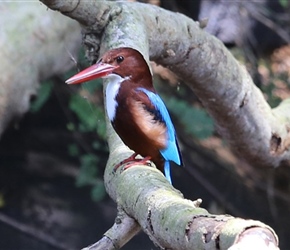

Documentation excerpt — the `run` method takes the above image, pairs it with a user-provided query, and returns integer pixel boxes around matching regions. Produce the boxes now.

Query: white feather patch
[105,74,126,121]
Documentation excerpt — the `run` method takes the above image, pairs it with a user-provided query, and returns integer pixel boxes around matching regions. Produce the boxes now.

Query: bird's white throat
[105,74,126,121]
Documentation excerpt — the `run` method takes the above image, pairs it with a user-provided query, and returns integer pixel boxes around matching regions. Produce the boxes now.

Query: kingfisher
[66,47,183,184]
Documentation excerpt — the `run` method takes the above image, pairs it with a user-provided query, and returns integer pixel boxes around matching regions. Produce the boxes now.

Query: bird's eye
[116,56,124,63]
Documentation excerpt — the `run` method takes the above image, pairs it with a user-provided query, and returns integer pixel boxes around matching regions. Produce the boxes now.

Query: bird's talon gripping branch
[113,153,152,173]
[113,153,138,172]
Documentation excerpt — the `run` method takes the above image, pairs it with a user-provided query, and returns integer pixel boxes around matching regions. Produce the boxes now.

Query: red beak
[65,63,119,84]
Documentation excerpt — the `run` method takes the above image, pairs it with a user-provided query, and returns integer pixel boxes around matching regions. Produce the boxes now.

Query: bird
[66,47,183,184]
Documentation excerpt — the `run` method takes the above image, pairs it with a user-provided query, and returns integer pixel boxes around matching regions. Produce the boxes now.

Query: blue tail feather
[136,87,183,184]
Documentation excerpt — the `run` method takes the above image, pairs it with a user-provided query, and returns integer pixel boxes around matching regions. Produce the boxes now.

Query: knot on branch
[193,198,202,207]
[270,133,282,155]
[270,129,290,156]
[91,4,122,32]
[81,3,123,63]
[83,33,101,64]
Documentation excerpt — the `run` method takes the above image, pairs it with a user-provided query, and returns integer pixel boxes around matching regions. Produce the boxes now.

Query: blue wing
[137,88,182,183]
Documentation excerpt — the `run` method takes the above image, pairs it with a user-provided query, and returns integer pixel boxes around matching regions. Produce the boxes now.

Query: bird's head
[66,47,151,85]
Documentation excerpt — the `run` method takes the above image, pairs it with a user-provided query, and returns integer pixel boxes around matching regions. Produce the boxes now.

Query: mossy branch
[95,104,278,250]
[40,0,281,249]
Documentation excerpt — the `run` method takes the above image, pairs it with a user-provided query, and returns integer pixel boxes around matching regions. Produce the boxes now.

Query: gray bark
[0,2,81,135]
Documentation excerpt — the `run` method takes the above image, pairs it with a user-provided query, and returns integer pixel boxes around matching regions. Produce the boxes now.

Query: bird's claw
[113,153,152,173]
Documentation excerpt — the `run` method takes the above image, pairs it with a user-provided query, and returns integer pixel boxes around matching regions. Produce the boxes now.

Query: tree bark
[40,0,282,249]
[0,2,81,136]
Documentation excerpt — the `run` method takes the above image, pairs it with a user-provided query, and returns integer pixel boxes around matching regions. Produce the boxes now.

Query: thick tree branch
[40,0,281,249]
[98,108,279,250]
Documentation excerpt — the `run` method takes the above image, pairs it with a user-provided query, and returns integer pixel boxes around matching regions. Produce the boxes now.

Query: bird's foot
[113,153,138,172]
[113,153,151,172]
[123,156,152,170]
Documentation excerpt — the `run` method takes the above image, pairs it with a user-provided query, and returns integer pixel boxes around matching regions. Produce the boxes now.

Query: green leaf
[30,81,53,113]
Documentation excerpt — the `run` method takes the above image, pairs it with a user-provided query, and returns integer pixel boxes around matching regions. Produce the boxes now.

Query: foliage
[65,48,107,200]
[67,142,106,202]
[68,80,107,202]
[68,93,106,139]
[30,68,107,202]
[67,49,108,196]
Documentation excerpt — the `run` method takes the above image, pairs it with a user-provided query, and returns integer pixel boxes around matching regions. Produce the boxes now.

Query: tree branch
[40,0,282,249]
[83,211,141,250]
[99,110,279,249]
